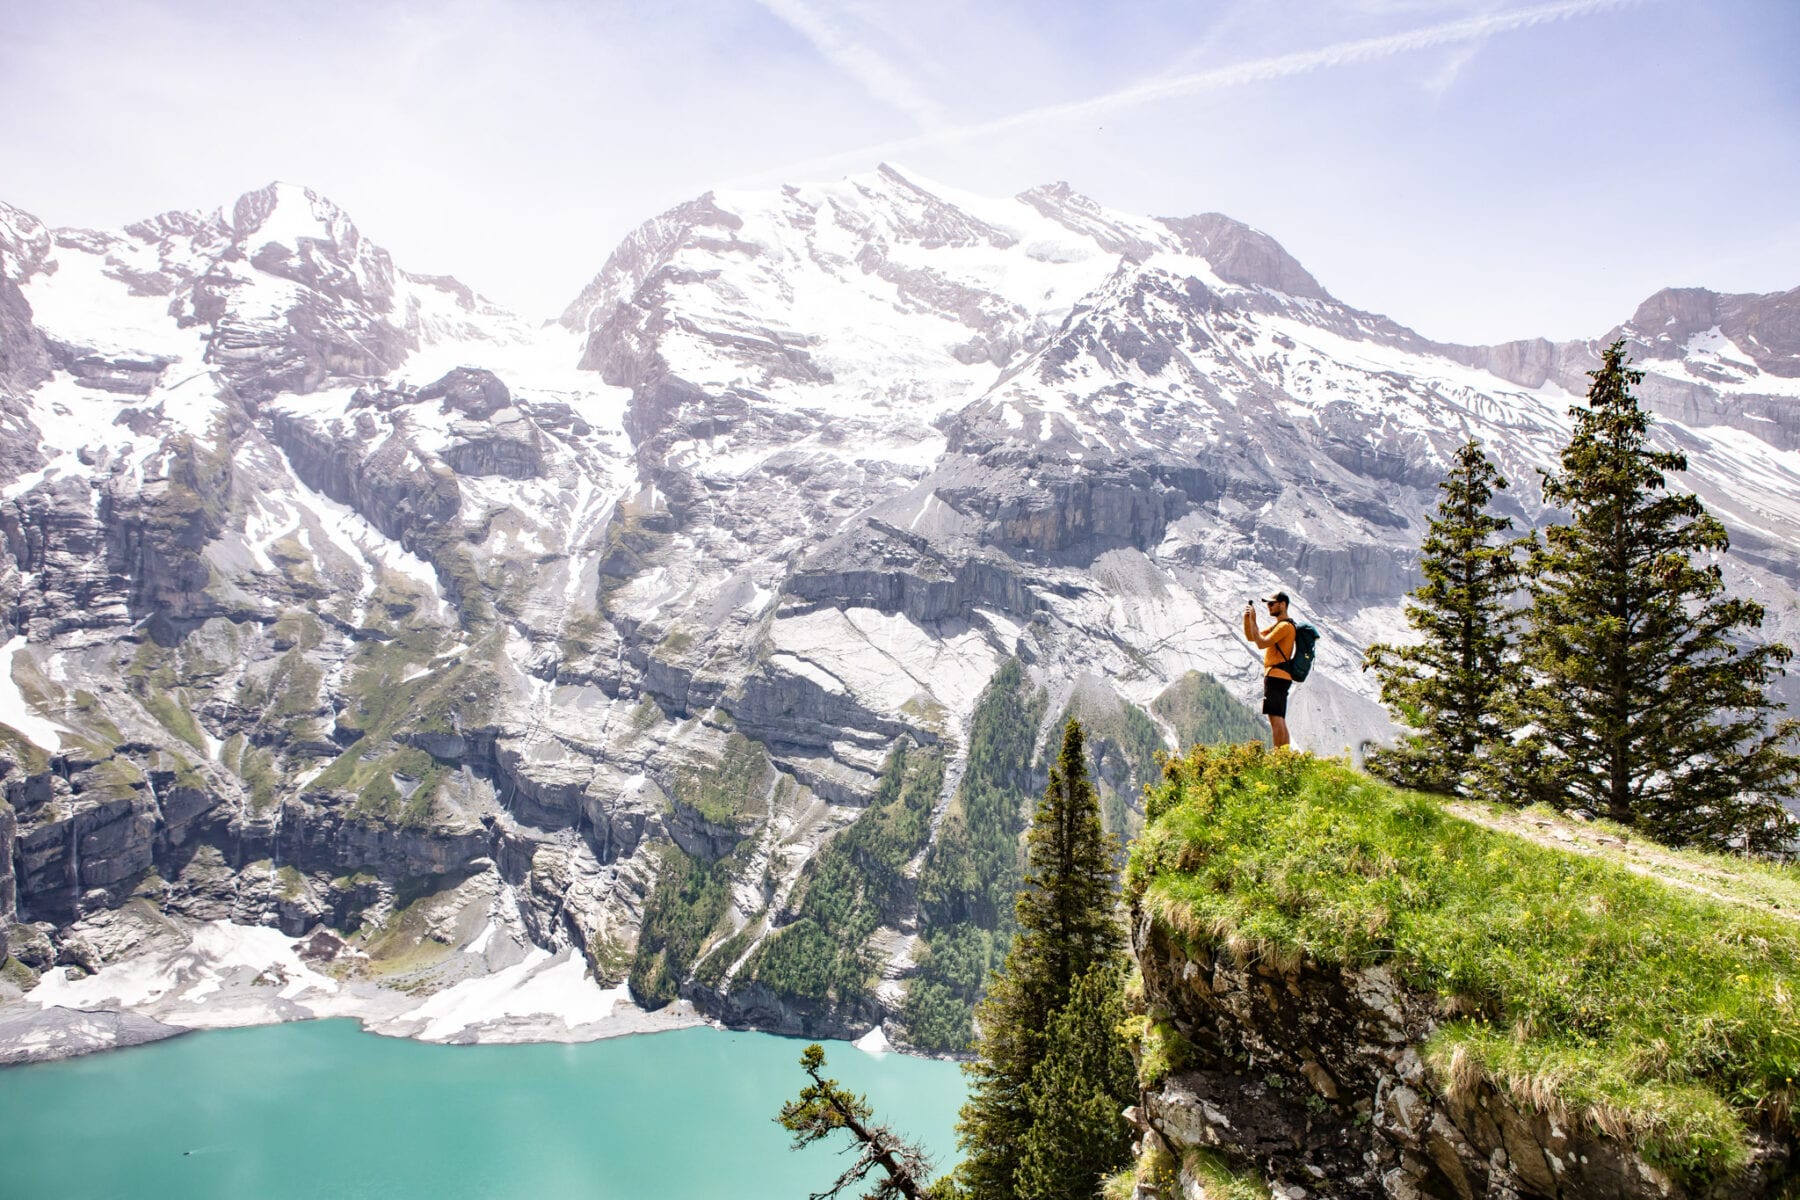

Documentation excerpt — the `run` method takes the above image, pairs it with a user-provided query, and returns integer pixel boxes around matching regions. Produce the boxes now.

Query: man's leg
[1262,676,1292,748]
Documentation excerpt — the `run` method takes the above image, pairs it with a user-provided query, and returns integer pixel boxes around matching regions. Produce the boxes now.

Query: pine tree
[955,718,1126,1200]
[1506,340,1800,850]
[1012,959,1137,1200]
[778,1043,934,1200]
[1364,440,1524,795]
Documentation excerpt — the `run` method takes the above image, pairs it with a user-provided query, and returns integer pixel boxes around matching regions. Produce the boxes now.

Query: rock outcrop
[1128,918,1793,1199]
[1123,760,1799,1200]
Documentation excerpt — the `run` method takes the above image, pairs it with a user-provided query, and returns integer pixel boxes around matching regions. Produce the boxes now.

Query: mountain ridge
[0,166,1796,1058]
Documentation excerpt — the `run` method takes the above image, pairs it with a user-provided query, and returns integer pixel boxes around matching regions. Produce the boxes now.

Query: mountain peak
[1616,283,1800,377]
[1157,212,1330,301]
[231,181,359,251]
[0,200,52,284]
[1015,180,1163,260]
[1621,286,1720,349]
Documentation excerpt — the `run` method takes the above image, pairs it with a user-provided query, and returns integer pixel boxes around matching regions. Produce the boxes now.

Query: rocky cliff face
[1,167,1797,1051]
[1123,797,1800,1200]
[1128,918,1786,1199]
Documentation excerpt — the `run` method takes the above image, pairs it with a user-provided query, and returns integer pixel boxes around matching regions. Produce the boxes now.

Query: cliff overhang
[1122,745,1800,1200]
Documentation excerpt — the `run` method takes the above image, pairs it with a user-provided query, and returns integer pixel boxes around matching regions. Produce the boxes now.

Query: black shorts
[1262,675,1292,717]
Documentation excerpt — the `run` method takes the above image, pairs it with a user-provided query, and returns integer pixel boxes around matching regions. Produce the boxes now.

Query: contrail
[752,0,948,129]
[727,0,1649,186]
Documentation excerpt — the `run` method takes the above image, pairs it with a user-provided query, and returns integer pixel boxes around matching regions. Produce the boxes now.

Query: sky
[2,0,1797,344]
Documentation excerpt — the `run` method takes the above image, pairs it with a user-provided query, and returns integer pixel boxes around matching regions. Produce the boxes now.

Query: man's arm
[1243,606,1273,648]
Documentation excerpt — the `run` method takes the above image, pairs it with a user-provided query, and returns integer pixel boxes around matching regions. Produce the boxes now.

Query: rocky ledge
[1127,929,1733,1200]
[1120,747,1799,1200]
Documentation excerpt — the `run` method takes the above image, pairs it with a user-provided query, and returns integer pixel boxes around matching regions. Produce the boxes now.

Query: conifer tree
[955,718,1127,1200]
[1506,340,1800,850]
[779,1043,934,1200]
[1364,440,1523,795]
[1012,959,1136,1200]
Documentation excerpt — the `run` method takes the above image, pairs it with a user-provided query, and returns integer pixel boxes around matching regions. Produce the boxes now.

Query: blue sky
[2,0,1796,342]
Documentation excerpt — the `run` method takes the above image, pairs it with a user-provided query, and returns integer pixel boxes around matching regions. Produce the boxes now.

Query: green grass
[1177,1149,1267,1200]
[302,620,488,829]
[559,610,608,664]
[899,694,949,734]
[1112,1138,1266,1200]
[141,690,206,751]
[355,877,465,976]
[86,754,146,801]
[268,533,323,593]
[1121,1010,1195,1089]
[343,747,446,828]
[0,956,38,992]
[168,752,206,792]
[231,738,280,811]
[597,501,672,611]
[0,725,50,773]
[71,691,125,746]
[673,733,772,828]
[628,698,661,733]
[1128,742,1800,1188]
[587,931,635,986]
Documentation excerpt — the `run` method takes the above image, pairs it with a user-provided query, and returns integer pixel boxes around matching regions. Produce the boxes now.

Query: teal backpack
[1282,620,1320,682]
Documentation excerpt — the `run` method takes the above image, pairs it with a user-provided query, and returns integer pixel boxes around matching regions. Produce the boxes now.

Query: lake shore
[0,914,710,1065]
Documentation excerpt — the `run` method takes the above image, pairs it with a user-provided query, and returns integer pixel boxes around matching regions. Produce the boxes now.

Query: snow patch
[19,241,208,360]
[0,637,67,750]
[29,921,339,1016]
[404,948,624,1041]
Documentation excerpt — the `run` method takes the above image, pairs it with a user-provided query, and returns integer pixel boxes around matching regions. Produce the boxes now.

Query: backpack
[1281,620,1320,683]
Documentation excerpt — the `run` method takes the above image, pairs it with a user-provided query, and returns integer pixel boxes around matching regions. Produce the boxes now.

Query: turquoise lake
[0,1021,969,1199]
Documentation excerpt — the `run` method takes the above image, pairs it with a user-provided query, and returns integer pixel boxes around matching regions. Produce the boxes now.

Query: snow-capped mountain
[1,168,1796,1051]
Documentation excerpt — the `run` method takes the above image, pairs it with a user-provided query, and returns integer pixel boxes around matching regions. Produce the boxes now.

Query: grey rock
[0,798,16,929]
[418,367,513,421]
[0,1004,188,1064]
[47,340,172,395]
[1160,211,1333,300]
[0,272,51,397]
[445,410,545,480]
[1131,904,1793,1199]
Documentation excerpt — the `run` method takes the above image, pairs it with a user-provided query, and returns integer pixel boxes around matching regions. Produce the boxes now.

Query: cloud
[751,0,948,128]
[733,0,1651,183]
[1422,39,1487,96]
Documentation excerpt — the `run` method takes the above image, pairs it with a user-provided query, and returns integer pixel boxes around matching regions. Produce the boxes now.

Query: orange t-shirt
[1262,620,1296,681]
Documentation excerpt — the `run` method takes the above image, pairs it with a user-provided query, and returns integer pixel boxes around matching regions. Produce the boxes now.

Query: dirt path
[1445,801,1798,921]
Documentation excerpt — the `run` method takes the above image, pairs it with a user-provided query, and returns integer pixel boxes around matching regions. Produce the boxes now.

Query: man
[1243,591,1297,748]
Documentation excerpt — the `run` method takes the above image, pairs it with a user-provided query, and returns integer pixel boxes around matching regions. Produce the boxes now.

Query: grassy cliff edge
[1126,743,1800,1190]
